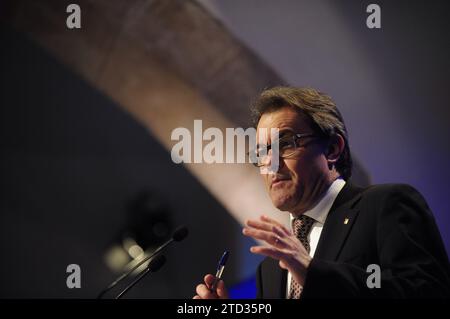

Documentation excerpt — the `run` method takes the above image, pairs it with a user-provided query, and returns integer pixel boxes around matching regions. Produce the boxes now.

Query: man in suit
[194,86,450,299]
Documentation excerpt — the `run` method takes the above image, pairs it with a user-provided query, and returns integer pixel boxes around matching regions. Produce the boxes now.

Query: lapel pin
[344,218,349,225]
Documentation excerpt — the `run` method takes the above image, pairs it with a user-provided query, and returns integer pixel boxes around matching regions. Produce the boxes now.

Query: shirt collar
[290,178,346,225]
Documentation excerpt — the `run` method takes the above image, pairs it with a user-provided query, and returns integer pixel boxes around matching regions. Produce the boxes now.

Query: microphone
[115,254,166,299]
[97,225,188,299]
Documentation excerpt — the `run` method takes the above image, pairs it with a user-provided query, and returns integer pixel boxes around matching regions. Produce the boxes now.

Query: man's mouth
[271,175,290,187]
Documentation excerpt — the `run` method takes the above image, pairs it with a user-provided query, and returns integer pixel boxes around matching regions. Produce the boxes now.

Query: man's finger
[260,215,291,236]
[247,218,291,239]
[246,219,273,232]
[279,260,289,270]
[243,227,285,247]
[271,224,290,240]
[204,274,216,289]
[249,245,291,261]
[215,280,229,299]
[196,283,216,299]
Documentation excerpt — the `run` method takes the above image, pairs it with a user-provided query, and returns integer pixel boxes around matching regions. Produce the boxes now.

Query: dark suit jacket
[256,183,450,298]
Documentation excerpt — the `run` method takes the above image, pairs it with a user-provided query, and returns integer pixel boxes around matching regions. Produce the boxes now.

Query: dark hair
[251,86,352,180]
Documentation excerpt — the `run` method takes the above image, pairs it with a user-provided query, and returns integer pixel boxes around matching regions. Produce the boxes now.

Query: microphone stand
[115,255,166,299]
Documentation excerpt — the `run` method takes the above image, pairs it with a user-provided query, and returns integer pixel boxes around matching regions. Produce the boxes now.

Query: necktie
[288,214,315,299]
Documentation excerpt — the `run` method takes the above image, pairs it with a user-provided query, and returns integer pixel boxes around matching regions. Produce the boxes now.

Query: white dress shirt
[286,178,346,298]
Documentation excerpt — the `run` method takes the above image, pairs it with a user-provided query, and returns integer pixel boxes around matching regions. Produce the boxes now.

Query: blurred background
[0,0,449,298]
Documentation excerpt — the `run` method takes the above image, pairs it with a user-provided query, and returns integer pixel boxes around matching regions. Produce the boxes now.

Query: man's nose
[261,149,283,174]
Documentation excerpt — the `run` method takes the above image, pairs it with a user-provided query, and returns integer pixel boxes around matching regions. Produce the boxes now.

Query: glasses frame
[250,132,318,167]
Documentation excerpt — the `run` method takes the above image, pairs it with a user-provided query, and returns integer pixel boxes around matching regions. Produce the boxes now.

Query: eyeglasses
[249,133,318,167]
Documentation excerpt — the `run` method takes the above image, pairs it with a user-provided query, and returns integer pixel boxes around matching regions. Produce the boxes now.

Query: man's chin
[271,195,296,211]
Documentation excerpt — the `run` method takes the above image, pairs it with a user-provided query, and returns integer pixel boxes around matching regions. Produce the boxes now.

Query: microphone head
[148,254,166,272]
[172,225,188,242]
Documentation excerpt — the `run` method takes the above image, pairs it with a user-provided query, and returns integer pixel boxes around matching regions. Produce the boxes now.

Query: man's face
[256,106,332,215]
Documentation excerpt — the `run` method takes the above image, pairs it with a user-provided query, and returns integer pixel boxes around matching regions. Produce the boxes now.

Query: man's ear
[326,134,345,168]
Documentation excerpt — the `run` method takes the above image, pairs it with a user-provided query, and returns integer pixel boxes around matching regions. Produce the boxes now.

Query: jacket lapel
[263,258,287,298]
[313,183,364,261]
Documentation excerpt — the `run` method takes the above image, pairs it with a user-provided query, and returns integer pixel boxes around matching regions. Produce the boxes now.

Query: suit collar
[329,181,364,212]
[299,178,346,225]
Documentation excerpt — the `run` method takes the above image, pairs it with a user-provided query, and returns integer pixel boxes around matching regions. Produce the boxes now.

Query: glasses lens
[251,136,295,167]
[278,136,296,158]
[251,133,315,167]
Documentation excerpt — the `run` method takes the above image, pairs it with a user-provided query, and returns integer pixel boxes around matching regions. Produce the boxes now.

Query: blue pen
[210,251,229,292]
